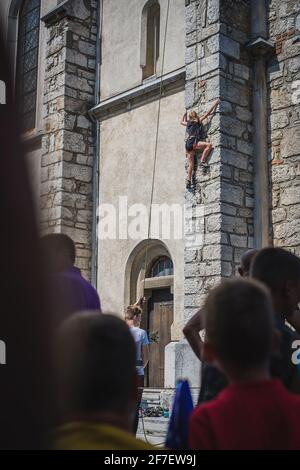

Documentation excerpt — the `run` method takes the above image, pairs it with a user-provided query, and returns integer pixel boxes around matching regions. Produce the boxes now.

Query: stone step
[137,416,169,439]
[142,389,161,398]
[141,388,163,407]
[139,417,169,430]
[142,401,160,408]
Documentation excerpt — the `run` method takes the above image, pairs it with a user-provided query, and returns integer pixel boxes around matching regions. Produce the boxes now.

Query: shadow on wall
[0,34,55,450]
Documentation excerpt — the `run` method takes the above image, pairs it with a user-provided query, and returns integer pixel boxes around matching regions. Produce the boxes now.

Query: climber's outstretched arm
[199,98,220,123]
[180,111,187,126]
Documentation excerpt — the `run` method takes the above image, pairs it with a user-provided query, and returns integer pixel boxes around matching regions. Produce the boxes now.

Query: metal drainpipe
[248,0,274,248]
[91,0,103,287]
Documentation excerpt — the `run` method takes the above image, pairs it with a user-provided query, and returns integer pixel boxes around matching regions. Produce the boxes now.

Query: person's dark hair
[41,233,76,266]
[57,313,136,415]
[204,279,273,370]
[238,249,258,277]
[251,247,300,293]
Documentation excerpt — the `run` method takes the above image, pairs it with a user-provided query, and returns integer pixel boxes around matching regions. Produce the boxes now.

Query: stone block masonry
[184,0,254,317]
[41,0,97,280]
[184,0,300,323]
[268,0,300,256]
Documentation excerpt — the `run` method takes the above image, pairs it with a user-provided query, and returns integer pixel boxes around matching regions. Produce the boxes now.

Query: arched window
[16,0,41,132]
[141,1,160,80]
[150,256,173,278]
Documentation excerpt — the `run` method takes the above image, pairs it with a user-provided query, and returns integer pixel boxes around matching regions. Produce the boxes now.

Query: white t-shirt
[130,326,150,376]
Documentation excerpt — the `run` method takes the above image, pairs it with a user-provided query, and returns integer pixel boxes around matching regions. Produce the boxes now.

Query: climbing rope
[139,406,167,447]
[139,408,165,447]
[141,0,206,289]
[195,0,204,115]
[142,0,171,289]
[135,4,172,447]
[195,1,201,115]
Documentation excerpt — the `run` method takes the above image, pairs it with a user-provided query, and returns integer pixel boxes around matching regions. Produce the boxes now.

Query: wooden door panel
[148,298,173,388]
[149,303,161,388]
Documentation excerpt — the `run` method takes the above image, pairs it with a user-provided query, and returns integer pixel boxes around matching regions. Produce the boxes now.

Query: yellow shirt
[54,421,157,450]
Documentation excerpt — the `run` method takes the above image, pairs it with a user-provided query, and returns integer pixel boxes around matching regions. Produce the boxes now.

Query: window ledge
[21,128,43,150]
[142,74,157,84]
[89,67,185,121]
[41,0,71,26]
[144,275,174,291]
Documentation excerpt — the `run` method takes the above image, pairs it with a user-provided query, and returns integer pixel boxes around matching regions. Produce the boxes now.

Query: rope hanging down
[195,0,204,115]
[142,0,171,290]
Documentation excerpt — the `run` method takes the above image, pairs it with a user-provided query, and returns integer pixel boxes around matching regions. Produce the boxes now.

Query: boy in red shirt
[189,279,300,450]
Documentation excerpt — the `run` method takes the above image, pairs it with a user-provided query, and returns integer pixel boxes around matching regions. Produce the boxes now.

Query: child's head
[251,247,300,317]
[56,312,137,422]
[125,305,142,326]
[203,279,273,379]
[189,110,198,121]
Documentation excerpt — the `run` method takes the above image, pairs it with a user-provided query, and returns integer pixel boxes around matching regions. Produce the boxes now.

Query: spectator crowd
[43,235,300,450]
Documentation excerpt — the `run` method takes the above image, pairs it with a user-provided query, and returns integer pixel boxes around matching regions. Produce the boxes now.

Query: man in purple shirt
[41,234,101,325]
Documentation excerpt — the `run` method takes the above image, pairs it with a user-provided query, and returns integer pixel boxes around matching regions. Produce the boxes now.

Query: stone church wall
[184,0,253,322]
[268,0,300,255]
[41,0,98,279]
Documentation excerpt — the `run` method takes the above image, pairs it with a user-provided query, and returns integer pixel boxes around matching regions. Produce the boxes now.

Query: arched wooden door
[146,288,173,388]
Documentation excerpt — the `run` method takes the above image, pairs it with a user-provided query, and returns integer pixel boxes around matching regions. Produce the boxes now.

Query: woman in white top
[125,300,149,434]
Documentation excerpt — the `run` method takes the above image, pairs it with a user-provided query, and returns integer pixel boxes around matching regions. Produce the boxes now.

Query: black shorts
[185,136,198,152]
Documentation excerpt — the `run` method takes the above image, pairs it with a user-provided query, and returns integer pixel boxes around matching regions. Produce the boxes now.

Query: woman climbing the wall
[180,98,220,189]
